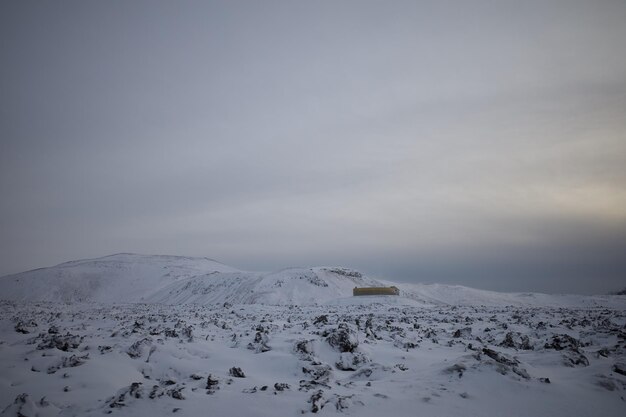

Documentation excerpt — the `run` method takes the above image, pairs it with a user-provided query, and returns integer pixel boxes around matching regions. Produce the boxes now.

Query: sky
[1,0,625,294]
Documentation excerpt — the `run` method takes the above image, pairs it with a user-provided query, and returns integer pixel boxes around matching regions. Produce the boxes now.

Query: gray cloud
[1,0,625,294]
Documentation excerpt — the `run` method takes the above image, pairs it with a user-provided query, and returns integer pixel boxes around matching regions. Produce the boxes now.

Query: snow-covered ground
[0,254,625,416]
[1,301,625,417]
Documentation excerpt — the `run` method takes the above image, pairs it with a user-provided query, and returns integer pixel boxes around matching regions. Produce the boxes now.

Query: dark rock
[309,390,326,413]
[168,387,185,400]
[612,362,626,376]
[453,327,472,338]
[164,329,179,338]
[326,323,358,353]
[182,326,193,342]
[37,333,82,352]
[295,340,314,359]
[596,347,610,358]
[274,382,290,391]
[247,331,271,353]
[229,367,246,378]
[544,334,581,351]
[482,348,518,367]
[149,385,164,399]
[3,393,35,417]
[108,382,144,408]
[335,352,369,371]
[562,352,589,367]
[500,332,533,350]
[12,393,28,404]
[98,345,112,354]
[302,364,332,382]
[160,379,177,386]
[129,382,143,398]
[14,320,38,334]
[332,394,355,411]
[299,379,331,391]
[47,354,89,374]
[206,374,219,390]
[481,348,530,379]
[444,363,466,378]
[364,317,380,340]
[395,363,408,371]
[127,338,153,359]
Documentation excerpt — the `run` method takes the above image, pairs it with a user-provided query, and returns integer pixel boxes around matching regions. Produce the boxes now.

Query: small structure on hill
[353,286,400,296]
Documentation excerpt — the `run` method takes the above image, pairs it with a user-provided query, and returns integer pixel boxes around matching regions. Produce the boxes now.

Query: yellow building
[353,286,400,296]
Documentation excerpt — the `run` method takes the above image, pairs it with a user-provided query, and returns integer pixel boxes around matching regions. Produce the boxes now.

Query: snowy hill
[146,267,385,305]
[0,255,387,305]
[0,254,624,308]
[0,253,237,303]
[395,282,626,309]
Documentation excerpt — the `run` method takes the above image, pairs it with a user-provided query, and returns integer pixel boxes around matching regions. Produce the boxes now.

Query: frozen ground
[1,301,625,416]
[0,254,625,416]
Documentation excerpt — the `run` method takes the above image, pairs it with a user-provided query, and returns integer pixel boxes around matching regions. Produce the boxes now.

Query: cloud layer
[1,1,625,293]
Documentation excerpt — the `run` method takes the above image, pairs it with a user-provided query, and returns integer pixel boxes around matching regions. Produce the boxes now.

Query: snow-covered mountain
[0,254,237,303]
[145,266,384,305]
[0,254,384,305]
[0,253,624,308]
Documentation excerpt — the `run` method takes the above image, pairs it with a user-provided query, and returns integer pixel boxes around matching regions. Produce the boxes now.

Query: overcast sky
[1,0,625,294]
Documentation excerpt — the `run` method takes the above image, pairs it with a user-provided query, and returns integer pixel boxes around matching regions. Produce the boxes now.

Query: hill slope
[395,282,626,308]
[0,253,237,303]
[0,254,387,305]
[1,254,624,308]
[145,267,384,305]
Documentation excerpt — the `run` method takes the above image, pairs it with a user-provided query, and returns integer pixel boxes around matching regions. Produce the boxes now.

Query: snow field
[1,301,625,416]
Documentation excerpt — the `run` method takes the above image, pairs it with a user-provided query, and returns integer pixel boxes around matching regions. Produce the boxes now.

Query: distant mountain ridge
[1,253,624,308]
